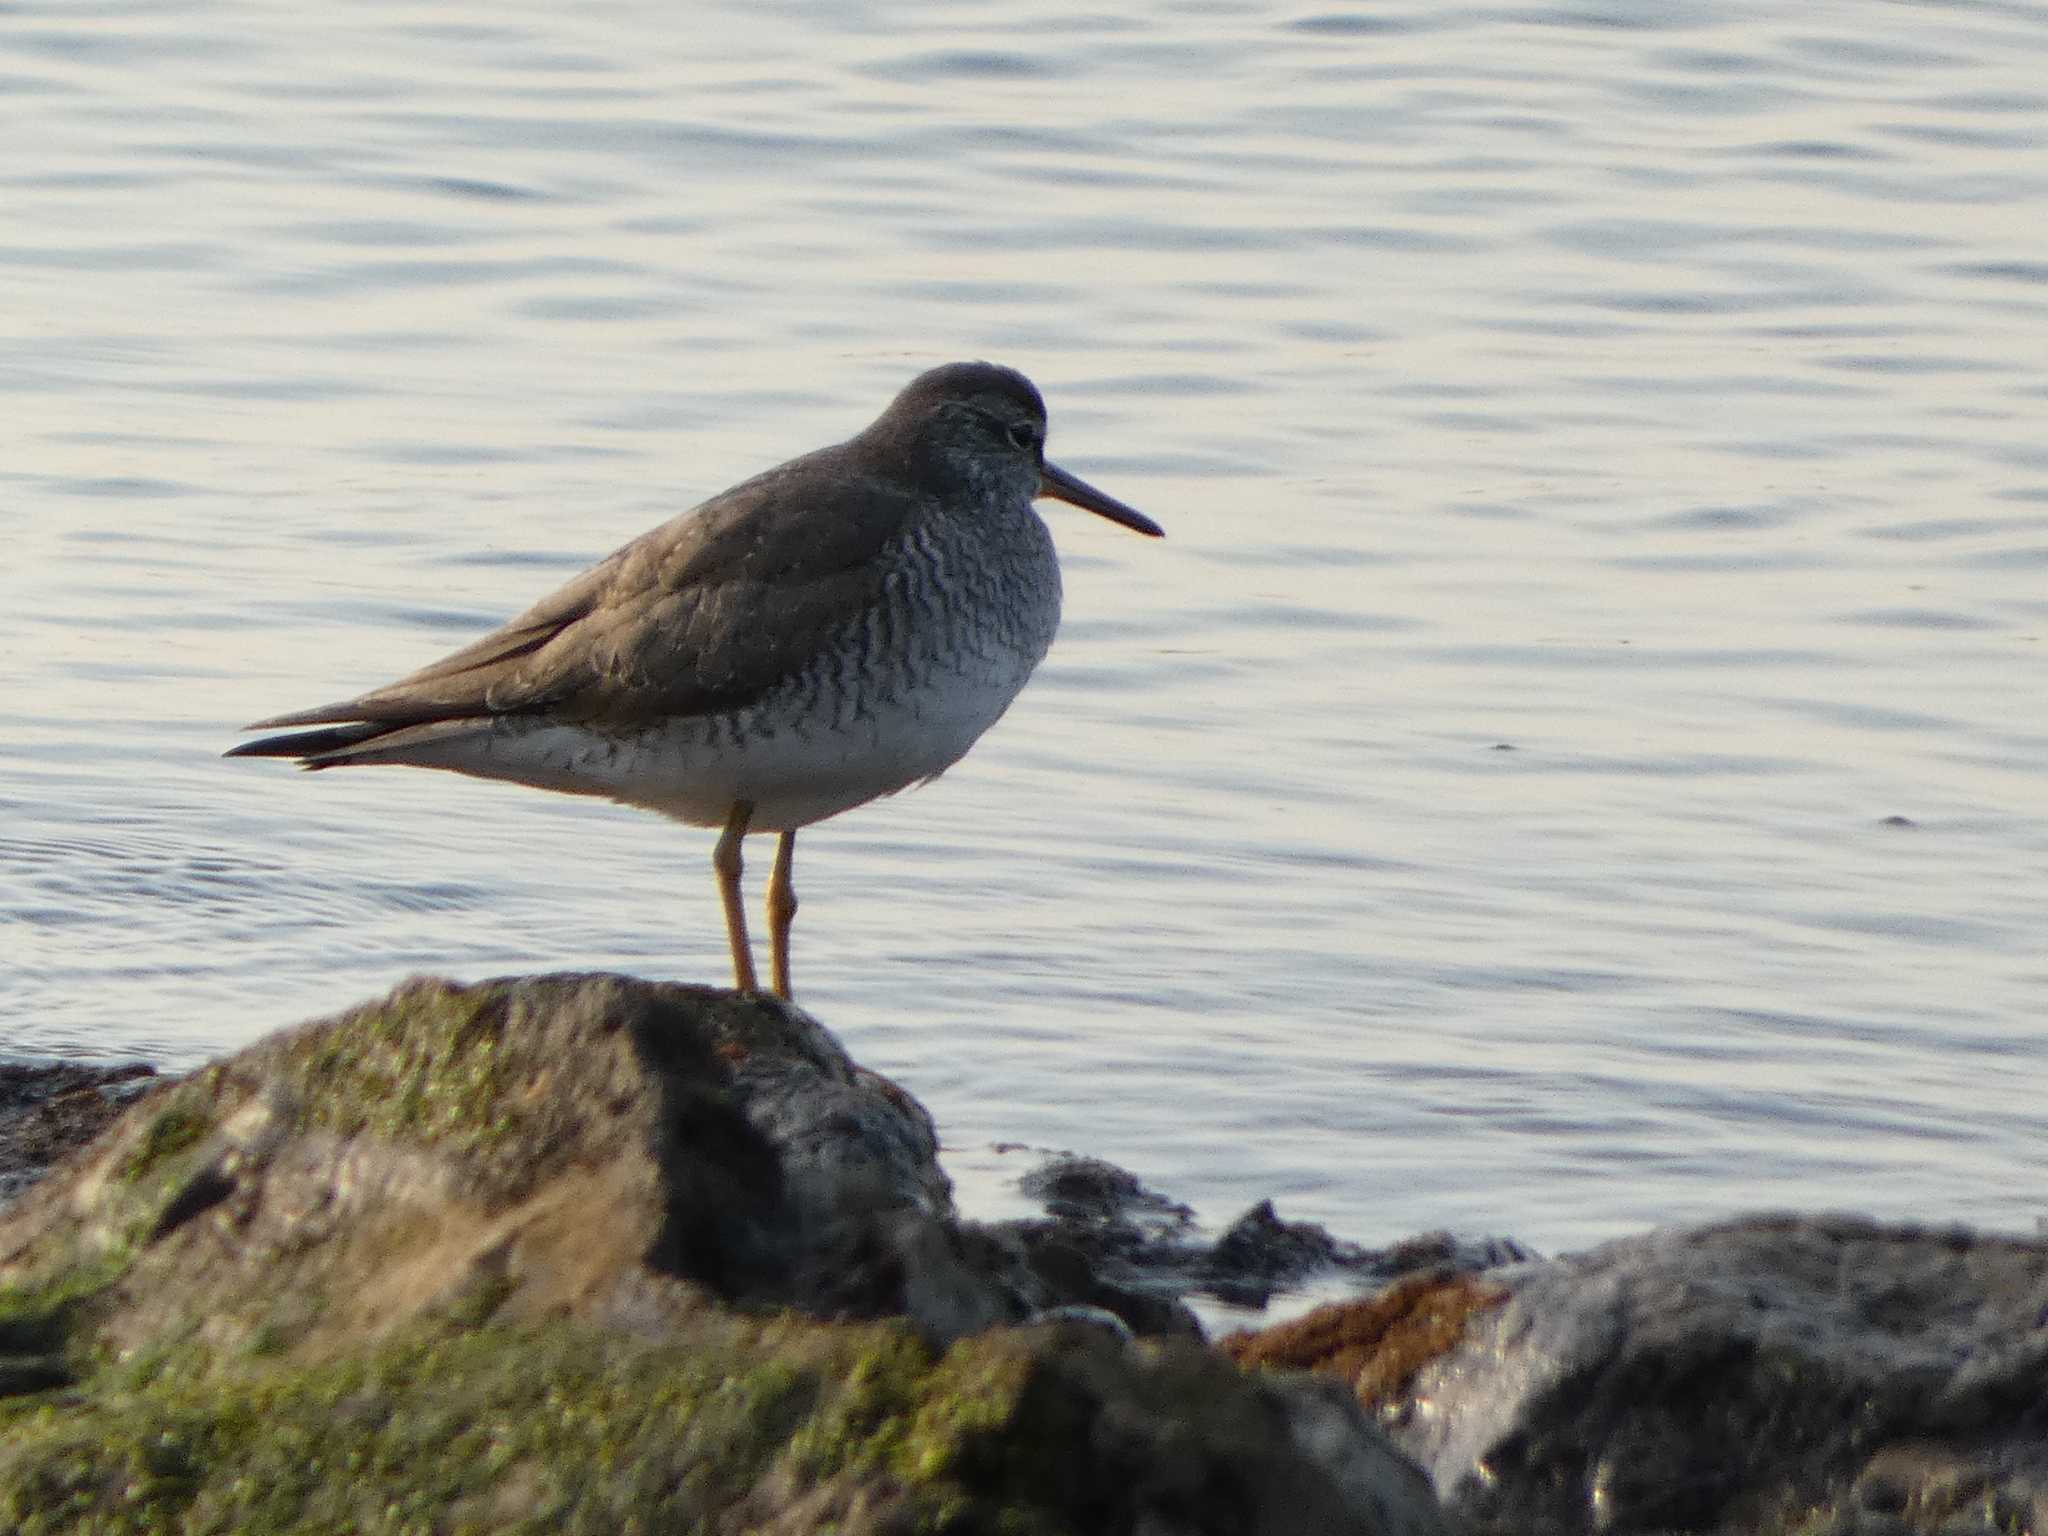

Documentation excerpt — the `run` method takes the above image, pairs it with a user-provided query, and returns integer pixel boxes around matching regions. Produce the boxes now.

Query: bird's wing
[244,444,923,734]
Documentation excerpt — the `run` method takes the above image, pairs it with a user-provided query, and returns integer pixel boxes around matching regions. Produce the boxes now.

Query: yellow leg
[713,800,759,993]
[767,829,798,1000]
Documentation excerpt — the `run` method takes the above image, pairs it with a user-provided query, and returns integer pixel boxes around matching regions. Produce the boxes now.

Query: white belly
[473,651,1040,832]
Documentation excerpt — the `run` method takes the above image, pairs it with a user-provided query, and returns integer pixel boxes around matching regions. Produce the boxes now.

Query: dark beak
[1038,460,1164,538]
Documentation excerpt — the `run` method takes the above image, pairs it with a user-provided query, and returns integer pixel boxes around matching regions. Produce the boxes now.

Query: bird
[227,361,1163,999]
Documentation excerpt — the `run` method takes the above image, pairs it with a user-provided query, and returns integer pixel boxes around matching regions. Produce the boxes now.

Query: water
[7,0,2047,1257]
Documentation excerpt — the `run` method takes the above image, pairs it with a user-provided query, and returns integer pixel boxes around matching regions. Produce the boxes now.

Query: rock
[0,1058,157,1207]
[1013,1151,1526,1312]
[1221,1268,1512,1406]
[1228,1213,2048,1535]
[1204,1198,1370,1306]
[0,972,1449,1535]
[1020,1152,1197,1233]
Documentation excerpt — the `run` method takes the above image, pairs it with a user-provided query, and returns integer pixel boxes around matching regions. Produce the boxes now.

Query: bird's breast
[548,508,1064,831]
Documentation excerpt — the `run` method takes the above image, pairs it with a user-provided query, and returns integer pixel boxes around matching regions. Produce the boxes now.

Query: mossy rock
[0,1300,1426,1533]
[0,974,1445,1535]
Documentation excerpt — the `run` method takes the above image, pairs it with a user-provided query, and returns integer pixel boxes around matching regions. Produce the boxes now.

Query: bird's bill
[1038,461,1164,538]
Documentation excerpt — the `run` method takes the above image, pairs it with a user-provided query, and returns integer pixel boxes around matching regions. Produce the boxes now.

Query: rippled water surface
[9,0,2048,1253]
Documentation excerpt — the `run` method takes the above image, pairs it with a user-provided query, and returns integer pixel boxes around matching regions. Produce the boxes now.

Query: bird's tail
[226,713,501,770]
[224,721,395,767]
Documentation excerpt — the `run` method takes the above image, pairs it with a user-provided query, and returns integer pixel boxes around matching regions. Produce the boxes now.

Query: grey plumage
[228,360,1161,996]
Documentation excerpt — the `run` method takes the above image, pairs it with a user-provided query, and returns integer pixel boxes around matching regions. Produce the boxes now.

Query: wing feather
[233,440,922,750]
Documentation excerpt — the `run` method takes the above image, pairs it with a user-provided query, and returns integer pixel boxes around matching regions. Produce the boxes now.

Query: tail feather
[242,706,338,733]
[226,715,502,771]
[224,721,392,766]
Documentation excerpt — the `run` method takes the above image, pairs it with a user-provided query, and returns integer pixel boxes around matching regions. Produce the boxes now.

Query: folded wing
[229,444,921,766]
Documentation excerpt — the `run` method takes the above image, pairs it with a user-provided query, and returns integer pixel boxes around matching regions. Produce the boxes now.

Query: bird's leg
[714,800,759,993]
[767,829,798,1000]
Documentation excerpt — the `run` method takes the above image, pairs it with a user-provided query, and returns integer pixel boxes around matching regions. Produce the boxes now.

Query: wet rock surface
[1012,1151,1529,1311]
[0,973,1448,1535]
[0,1058,157,1207]
[1225,1214,2048,1536]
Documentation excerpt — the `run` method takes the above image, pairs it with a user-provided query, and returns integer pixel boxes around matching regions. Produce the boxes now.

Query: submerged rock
[0,973,1448,1535]
[1014,1151,1528,1312]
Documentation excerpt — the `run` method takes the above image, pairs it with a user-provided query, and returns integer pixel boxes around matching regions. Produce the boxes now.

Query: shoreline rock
[0,1058,157,1208]
[0,973,1446,1534]
[1010,1153,1530,1314]
[5,972,2042,1535]
[1221,1218,2048,1535]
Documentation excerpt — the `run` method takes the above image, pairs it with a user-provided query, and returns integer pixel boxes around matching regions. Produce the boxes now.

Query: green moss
[782,1327,937,1479]
[276,983,518,1153]
[898,1346,1038,1484]
[0,1243,143,1406]
[0,1248,134,1355]
[253,980,622,1209]
[112,1097,214,1186]
[0,976,1144,1531]
[436,1266,517,1333]
[0,1308,1082,1536]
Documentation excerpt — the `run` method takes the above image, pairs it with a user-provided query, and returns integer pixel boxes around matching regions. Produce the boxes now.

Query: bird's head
[871,362,1163,537]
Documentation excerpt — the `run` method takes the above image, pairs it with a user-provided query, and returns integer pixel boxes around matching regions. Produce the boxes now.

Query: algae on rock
[0,973,1447,1536]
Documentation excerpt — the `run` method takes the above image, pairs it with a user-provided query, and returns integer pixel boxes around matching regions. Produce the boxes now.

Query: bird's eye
[1005,421,1039,453]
